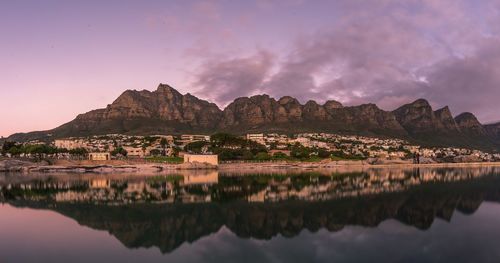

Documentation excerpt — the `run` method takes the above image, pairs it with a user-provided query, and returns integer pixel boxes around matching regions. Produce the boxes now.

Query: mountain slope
[7,84,500,151]
[486,122,500,141]
[9,84,223,140]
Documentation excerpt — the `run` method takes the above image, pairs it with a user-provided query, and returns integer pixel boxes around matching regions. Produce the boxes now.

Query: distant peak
[278,96,299,105]
[436,106,450,112]
[323,100,343,109]
[434,106,452,116]
[250,94,272,100]
[305,100,319,106]
[411,98,431,106]
[156,83,179,94]
[455,112,478,121]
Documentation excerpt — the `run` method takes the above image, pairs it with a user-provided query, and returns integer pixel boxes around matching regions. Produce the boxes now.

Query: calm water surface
[2,167,500,262]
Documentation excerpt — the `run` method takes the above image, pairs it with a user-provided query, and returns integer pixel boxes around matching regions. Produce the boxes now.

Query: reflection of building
[183,154,218,165]
[88,152,111,161]
[183,171,219,185]
[125,182,147,194]
[248,190,266,202]
[90,179,111,188]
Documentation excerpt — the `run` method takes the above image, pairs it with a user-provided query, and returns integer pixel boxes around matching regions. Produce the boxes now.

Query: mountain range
[8,83,500,151]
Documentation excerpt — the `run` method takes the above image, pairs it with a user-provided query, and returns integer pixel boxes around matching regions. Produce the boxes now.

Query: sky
[1,0,500,137]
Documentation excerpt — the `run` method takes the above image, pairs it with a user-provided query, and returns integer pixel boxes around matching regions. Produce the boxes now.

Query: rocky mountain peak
[323,100,343,110]
[278,96,299,105]
[412,98,432,107]
[392,98,444,134]
[435,106,451,115]
[455,112,480,125]
[454,112,485,134]
[156,83,176,92]
[304,100,319,107]
[434,106,460,132]
[155,83,183,99]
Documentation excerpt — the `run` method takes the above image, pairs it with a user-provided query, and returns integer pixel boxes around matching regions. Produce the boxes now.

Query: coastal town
[1,132,500,166]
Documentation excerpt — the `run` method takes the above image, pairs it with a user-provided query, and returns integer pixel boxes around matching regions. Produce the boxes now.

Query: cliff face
[455,112,487,135]
[486,122,500,140]
[434,106,460,132]
[392,99,447,134]
[219,95,406,136]
[102,84,222,128]
[7,84,500,151]
[45,84,223,136]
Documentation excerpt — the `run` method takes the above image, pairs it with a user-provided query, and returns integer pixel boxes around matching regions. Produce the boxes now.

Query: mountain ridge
[7,83,500,151]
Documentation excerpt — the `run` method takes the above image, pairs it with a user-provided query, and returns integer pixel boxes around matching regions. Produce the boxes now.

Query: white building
[183,154,218,165]
[88,152,111,161]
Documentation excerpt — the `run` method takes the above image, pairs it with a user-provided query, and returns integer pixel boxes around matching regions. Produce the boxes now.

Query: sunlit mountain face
[2,167,500,260]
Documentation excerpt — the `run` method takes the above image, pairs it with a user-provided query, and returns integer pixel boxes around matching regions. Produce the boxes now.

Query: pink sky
[2,0,500,137]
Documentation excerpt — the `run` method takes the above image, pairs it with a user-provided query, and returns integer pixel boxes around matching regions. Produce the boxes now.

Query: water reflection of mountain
[3,168,500,253]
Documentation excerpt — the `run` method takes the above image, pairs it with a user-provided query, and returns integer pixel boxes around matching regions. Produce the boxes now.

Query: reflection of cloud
[165,206,500,262]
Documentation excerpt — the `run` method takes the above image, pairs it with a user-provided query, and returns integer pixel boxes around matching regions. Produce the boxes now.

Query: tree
[185,141,210,154]
[317,148,331,158]
[69,148,88,159]
[150,149,162,156]
[217,150,236,161]
[1,141,17,155]
[160,138,168,156]
[8,146,22,157]
[272,152,289,159]
[111,147,127,157]
[255,152,271,161]
[291,143,311,160]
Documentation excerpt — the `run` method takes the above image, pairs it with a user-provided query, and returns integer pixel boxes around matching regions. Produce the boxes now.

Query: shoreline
[2,158,500,174]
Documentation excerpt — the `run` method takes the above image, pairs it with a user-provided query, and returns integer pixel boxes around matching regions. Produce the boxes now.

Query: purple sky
[2,0,500,137]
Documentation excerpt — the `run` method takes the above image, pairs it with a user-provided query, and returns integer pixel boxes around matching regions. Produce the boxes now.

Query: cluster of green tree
[183,133,268,161]
[211,133,268,161]
[288,143,356,161]
[111,146,128,156]
[182,133,366,162]
[67,148,88,156]
[330,150,366,160]
[1,141,89,158]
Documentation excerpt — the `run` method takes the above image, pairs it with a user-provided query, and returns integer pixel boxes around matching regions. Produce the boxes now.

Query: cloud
[422,39,500,122]
[193,50,275,106]
[190,0,500,122]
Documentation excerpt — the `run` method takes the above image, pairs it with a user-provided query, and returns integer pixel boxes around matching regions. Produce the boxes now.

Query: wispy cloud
[190,0,500,122]
[193,49,275,106]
